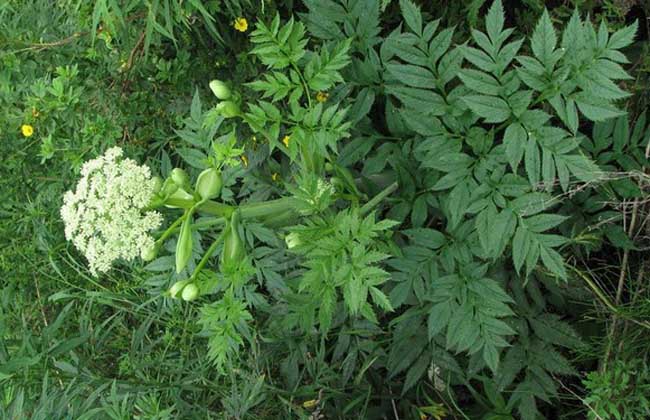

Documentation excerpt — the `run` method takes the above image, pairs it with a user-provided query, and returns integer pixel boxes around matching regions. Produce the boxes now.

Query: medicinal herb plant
[3,0,650,418]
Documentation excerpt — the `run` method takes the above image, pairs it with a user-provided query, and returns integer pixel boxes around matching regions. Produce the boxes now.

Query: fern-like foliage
[385,0,637,284]
[250,15,308,70]
[198,290,253,370]
[245,14,353,171]
[285,210,398,332]
[427,264,516,372]
[362,0,637,416]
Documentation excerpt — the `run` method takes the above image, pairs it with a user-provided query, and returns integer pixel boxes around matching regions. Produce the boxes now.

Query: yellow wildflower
[241,155,248,167]
[271,172,279,182]
[21,124,34,137]
[233,17,248,32]
[31,107,40,117]
[419,403,447,420]
[316,91,329,103]
[282,135,290,147]
[302,399,318,409]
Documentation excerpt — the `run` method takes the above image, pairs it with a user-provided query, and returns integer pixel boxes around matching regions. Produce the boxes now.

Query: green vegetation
[2,0,650,418]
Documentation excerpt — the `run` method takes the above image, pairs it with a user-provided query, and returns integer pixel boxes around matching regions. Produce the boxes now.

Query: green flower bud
[147,177,166,208]
[195,168,222,201]
[151,176,163,194]
[164,187,195,209]
[169,280,188,298]
[330,177,343,189]
[222,211,245,268]
[181,283,199,301]
[171,168,190,189]
[161,178,179,196]
[175,212,193,273]
[168,188,194,201]
[209,80,232,100]
[285,232,302,249]
[141,243,159,261]
[216,101,240,118]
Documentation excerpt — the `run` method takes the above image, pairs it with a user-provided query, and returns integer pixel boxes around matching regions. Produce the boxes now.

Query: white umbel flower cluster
[60,147,163,276]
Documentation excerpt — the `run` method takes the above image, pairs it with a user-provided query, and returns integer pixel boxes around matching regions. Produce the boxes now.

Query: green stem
[156,214,187,245]
[165,198,234,217]
[160,197,304,239]
[360,182,399,216]
[165,197,301,219]
[292,62,312,108]
[571,266,650,331]
[570,266,618,315]
[190,230,226,281]
[193,217,227,231]
[238,198,302,219]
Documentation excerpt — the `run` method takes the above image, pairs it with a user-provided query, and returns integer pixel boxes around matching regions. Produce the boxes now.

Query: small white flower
[60,147,163,276]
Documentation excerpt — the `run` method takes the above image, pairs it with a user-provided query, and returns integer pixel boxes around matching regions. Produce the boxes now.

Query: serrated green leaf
[438,46,465,83]
[386,63,436,88]
[525,214,567,233]
[561,154,601,183]
[575,95,625,122]
[512,226,530,274]
[504,122,527,171]
[402,352,430,394]
[483,342,500,372]
[485,0,505,43]
[386,86,446,115]
[531,10,557,69]
[510,192,554,216]
[463,95,511,123]
[463,46,496,71]
[399,0,422,35]
[524,134,540,186]
[428,301,452,339]
[369,286,394,312]
[607,21,638,50]
[319,287,336,332]
[459,69,501,96]
[539,245,566,279]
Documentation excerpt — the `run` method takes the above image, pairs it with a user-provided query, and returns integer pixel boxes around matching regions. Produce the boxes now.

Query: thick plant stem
[165,197,302,219]
[360,182,398,216]
[165,197,234,217]
[165,182,398,246]
[161,197,304,238]
[237,198,303,219]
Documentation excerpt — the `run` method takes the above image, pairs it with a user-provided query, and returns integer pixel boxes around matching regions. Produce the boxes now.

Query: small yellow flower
[316,91,329,103]
[233,17,248,32]
[241,155,249,167]
[21,124,34,137]
[302,399,318,409]
[31,107,40,117]
[282,135,290,147]
[419,403,447,420]
[271,172,279,182]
